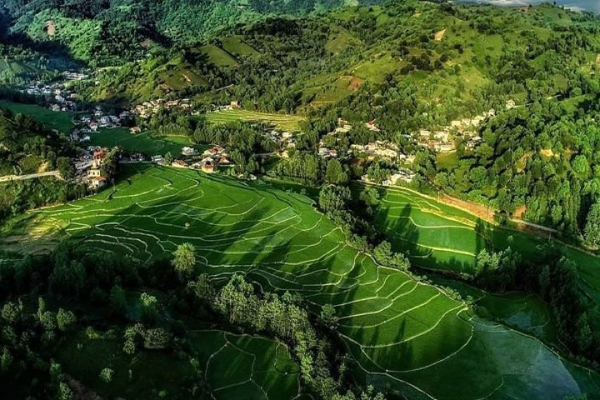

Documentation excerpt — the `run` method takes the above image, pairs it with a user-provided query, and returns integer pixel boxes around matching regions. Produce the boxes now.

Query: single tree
[99,368,114,383]
[56,308,76,332]
[172,243,196,279]
[584,202,600,248]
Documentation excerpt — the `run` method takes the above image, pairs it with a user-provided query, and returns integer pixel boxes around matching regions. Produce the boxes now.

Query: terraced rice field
[59,326,300,400]
[373,185,600,304]
[4,165,600,399]
[203,109,305,131]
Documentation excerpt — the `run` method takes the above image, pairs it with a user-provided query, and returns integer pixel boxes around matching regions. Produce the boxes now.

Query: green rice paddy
[203,109,305,131]
[4,165,599,399]
[373,185,600,304]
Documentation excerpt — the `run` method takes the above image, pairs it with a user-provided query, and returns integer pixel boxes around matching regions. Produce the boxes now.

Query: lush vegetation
[3,1,600,398]
[0,104,75,175]
[2,165,598,399]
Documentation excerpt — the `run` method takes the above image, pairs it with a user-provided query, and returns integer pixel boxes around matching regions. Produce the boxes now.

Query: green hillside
[0,105,73,175]
[2,1,600,399]
[2,164,598,399]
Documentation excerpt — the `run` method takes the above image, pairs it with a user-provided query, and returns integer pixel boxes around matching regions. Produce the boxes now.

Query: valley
[2,0,600,399]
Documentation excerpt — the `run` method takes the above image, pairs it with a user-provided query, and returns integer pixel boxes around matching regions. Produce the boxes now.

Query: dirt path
[440,193,495,223]
[0,171,61,182]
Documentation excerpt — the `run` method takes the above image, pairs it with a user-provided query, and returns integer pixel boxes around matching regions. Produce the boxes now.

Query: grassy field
[200,44,239,67]
[58,326,300,400]
[221,36,260,57]
[89,128,202,156]
[372,184,600,304]
[3,165,599,400]
[0,100,75,133]
[203,109,305,131]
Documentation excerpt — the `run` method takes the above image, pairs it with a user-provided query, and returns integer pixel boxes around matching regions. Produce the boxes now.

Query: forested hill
[0,107,74,177]
[5,0,600,239]
[0,0,382,65]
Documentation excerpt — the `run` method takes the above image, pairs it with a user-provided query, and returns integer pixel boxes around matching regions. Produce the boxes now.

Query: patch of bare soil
[514,205,527,219]
[540,148,555,158]
[434,29,447,41]
[348,77,364,91]
[38,161,49,173]
[442,193,495,223]
[45,20,56,36]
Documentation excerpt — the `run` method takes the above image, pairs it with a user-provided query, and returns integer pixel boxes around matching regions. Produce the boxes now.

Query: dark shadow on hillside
[68,165,298,284]
[376,203,491,275]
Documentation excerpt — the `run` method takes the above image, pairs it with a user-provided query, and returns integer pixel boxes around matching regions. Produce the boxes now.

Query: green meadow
[0,100,75,133]
[372,185,600,304]
[203,109,305,131]
[88,128,202,156]
[3,165,599,400]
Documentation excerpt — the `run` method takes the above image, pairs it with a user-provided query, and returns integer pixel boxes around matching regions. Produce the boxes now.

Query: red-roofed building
[90,176,107,190]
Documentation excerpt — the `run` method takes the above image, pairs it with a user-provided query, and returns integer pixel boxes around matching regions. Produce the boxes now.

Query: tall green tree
[172,243,196,279]
[584,202,600,247]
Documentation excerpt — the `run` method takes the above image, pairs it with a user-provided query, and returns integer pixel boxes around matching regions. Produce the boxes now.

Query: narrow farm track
[7,165,600,400]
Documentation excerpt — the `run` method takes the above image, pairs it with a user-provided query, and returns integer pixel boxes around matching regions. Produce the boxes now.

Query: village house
[435,143,456,152]
[466,136,483,149]
[399,154,416,164]
[336,118,353,133]
[129,153,145,162]
[90,176,107,190]
[151,155,164,165]
[62,71,90,81]
[88,168,102,178]
[365,120,381,132]
[172,160,188,168]
[390,170,416,184]
[181,146,198,156]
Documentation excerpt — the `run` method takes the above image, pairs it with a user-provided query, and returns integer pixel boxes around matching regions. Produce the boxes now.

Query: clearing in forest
[0,100,75,133]
[88,128,204,156]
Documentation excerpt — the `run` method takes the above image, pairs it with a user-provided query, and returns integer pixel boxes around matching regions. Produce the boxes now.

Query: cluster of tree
[192,120,280,175]
[99,147,120,181]
[0,239,388,399]
[0,107,76,175]
[432,97,600,240]
[471,244,600,366]
[187,272,385,400]
[0,178,86,224]
[318,184,410,270]
[1,0,379,67]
